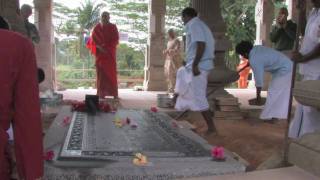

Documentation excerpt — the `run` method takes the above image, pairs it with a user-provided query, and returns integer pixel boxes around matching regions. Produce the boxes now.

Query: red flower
[71,101,86,112]
[44,150,55,161]
[62,116,71,127]
[99,102,111,112]
[211,146,225,160]
[150,107,158,112]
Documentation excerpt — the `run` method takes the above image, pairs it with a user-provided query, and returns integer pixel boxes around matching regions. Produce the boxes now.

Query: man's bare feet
[263,118,279,124]
[204,129,218,136]
[172,93,178,105]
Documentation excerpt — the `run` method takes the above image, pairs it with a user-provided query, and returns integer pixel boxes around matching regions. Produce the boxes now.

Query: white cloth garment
[289,74,320,138]
[288,8,320,138]
[260,72,292,120]
[184,17,215,71]
[175,67,210,111]
[7,124,14,141]
[299,9,320,76]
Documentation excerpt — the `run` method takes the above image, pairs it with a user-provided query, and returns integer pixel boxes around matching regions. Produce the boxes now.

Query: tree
[77,0,105,57]
[102,0,188,51]
[165,0,189,36]
[102,0,148,51]
[220,0,256,70]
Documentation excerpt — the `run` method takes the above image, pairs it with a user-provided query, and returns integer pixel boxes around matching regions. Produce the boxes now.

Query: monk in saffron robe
[237,57,251,88]
[87,11,119,99]
[0,29,43,179]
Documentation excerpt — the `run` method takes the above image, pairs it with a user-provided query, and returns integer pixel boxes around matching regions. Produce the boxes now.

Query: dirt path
[181,110,286,169]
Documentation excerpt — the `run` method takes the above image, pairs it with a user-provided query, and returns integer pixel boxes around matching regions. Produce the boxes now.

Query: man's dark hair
[235,41,253,56]
[182,7,198,18]
[38,68,45,84]
[0,16,9,30]
[279,7,288,15]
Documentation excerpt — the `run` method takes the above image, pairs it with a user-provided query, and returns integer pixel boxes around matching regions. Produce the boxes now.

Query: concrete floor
[51,88,319,179]
[58,88,271,110]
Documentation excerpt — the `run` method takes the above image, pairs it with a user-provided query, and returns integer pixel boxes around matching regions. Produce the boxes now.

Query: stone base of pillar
[143,80,167,91]
[207,87,243,120]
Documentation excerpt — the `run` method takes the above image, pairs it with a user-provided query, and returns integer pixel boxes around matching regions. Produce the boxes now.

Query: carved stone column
[190,0,236,98]
[34,0,54,91]
[286,0,311,36]
[0,0,26,34]
[287,0,299,22]
[143,0,167,91]
[255,0,274,90]
[189,0,246,118]
[255,0,274,47]
[191,0,230,68]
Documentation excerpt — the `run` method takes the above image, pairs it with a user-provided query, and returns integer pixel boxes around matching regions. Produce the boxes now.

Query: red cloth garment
[0,30,43,179]
[87,23,119,98]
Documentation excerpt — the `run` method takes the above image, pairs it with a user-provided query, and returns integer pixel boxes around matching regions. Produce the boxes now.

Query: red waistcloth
[87,23,119,98]
[0,30,43,180]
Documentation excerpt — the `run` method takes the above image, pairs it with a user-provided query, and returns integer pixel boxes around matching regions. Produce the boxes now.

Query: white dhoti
[260,72,292,120]
[289,74,320,138]
[174,67,210,111]
[7,124,14,141]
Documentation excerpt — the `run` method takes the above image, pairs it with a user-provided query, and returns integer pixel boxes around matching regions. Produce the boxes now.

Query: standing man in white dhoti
[289,0,320,138]
[235,41,293,123]
[174,7,217,134]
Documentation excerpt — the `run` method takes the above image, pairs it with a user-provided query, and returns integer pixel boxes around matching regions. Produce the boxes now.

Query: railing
[55,68,144,88]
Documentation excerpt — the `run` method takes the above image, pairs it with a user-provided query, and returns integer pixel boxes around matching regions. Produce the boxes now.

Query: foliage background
[53,0,284,89]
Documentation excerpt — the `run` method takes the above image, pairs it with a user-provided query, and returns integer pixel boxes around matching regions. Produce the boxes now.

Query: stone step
[289,132,320,177]
[184,166,319,180]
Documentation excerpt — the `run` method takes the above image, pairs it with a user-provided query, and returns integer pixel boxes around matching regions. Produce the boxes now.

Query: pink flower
[211,146,225,160]
[150,107,158,112]
[131,122,138,129]
[44,150,55,161]
[62,116,71,127]
[172,122,178,128]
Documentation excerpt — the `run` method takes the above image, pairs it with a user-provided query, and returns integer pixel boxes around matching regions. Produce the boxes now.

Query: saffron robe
[237,58,251,88]
[87,23,119,98]
[0,30,43,180]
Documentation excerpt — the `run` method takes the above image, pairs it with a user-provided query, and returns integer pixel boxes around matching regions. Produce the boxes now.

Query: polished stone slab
[60,110,210,160]
[44,106,245,179]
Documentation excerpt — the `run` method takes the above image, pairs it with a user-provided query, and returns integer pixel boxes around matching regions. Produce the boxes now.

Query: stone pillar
[0,0,26,34]
[190,0,244,115]
[287,0,299,22]
[191,0,230,68]
[190,0,235,98]
[286,0,311,36]
[34,0,53,91]
[143,0,167,91]
[255,0,274,47]
[255,0,274,90]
